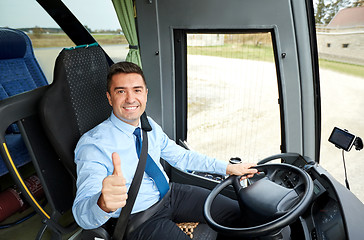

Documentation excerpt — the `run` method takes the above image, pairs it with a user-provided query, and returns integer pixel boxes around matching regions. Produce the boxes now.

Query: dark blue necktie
[133,127,169,199]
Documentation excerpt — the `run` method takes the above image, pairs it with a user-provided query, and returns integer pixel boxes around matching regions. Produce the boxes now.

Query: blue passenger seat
[0,27,48,176]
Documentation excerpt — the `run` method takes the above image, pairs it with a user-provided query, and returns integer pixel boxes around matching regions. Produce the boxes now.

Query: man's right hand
[97,152,128,213]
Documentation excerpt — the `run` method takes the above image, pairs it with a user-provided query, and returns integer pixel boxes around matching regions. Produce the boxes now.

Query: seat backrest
[39,44,111,179]
[0,27,48,176]
[0,27,47,102]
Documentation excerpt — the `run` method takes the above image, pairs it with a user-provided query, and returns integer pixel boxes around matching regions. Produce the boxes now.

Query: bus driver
[72,61,258,240]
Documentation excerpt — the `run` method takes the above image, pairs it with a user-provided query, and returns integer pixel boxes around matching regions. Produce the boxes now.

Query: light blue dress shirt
[72,112,228,229]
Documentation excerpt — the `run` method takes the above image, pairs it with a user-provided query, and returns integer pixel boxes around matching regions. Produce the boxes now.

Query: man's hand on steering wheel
[226,162,258,180]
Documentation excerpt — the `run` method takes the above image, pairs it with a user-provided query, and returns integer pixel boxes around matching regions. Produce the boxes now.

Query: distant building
[316,7,364,66]
[328,6,364,28]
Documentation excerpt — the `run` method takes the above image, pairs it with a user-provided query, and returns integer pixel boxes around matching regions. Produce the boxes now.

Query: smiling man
[72,61,257,240]
[106,68,148,127]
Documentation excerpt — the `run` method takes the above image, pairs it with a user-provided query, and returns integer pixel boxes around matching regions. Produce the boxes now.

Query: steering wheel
[204,153,314,237]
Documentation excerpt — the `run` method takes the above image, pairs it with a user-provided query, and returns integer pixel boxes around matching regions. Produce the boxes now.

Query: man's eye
[117,90,125,94]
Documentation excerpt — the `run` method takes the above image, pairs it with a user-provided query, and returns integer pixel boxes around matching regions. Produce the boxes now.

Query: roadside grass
[319,59,364,79]
[28,33,127,48]
[188,44,275,62]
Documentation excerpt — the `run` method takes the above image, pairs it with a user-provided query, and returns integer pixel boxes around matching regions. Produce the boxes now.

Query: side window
[1,0,127,84]
[316,5,364,203]
[184,32,282,162]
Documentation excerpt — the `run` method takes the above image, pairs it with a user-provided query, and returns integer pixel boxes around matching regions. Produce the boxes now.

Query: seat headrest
[0,28,27,60]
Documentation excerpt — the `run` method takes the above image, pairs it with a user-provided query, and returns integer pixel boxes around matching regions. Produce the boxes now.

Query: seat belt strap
[112,129,148,240]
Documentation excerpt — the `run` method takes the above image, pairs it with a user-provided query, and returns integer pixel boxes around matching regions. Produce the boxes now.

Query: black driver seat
[39,44,217,240]
[39,44,112,239]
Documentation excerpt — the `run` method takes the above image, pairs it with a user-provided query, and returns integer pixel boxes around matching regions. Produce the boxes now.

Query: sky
[0,0,121,30]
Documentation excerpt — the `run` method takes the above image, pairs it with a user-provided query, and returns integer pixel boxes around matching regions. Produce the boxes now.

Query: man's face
[107,72,148,126]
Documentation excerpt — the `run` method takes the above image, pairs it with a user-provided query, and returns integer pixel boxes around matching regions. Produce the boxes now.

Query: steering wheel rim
[257,152,302,165]
[203,154,314,237]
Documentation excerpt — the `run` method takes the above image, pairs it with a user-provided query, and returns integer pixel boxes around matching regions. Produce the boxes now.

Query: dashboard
[286,156,348,240]
[300,166,346,240]
[171,153,363,239]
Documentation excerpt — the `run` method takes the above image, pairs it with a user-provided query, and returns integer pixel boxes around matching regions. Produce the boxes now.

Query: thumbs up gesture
[97,152,128,213]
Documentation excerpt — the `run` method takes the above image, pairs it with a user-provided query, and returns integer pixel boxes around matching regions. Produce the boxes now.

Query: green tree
[315,0,326,24]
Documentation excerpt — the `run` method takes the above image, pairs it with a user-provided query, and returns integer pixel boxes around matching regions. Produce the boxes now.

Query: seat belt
[112,113,151,240]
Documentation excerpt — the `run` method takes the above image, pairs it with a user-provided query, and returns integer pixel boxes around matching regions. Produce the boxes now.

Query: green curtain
[112,0,142,67]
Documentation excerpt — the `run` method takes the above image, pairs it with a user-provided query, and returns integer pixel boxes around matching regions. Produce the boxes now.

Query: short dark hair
[107,61,146,93]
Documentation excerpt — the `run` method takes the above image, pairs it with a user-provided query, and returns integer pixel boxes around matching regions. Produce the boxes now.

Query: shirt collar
[110,112,141,137]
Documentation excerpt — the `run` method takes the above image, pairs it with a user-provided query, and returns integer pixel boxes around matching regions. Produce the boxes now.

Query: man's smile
[124,106,139,110]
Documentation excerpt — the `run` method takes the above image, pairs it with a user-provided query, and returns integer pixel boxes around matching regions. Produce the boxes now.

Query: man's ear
[106,92,112,106]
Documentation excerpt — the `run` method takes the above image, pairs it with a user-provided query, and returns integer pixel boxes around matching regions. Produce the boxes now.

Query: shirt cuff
[88,193,116,228]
